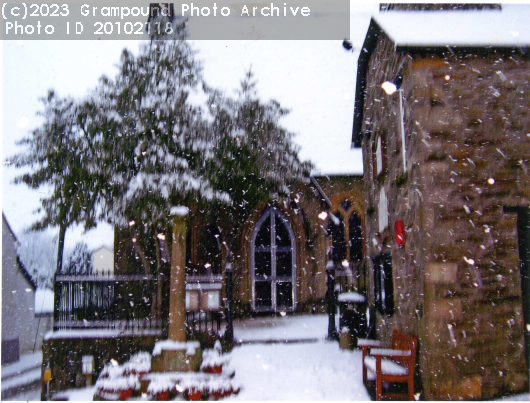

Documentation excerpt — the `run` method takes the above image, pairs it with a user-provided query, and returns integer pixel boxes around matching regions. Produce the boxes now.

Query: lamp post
[224,249,234,347]
[326,248,338,341]
[381,70,407,173]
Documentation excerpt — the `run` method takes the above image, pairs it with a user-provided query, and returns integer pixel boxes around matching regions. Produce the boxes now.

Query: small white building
[2,213,53,364]
[91,245,114,275]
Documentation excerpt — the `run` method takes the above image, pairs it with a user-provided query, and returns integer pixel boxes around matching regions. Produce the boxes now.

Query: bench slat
[357,339,385,347]
[369,348,411,357]
[364,356,408,376]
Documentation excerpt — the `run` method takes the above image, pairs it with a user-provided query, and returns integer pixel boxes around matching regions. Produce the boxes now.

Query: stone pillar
[168,213,187,342]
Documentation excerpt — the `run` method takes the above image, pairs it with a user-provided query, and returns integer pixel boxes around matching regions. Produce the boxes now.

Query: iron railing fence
[53,273,227,337]
[53,274,162,331]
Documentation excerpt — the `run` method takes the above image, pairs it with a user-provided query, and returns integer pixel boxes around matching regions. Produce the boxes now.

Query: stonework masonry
[361,30,529,399]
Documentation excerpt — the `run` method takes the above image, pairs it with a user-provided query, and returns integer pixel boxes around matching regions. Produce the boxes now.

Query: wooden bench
[358,330,417,401]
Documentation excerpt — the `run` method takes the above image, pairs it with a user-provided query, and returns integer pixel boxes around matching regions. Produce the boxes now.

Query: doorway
[505,206,530,369]
[517,207,530,369]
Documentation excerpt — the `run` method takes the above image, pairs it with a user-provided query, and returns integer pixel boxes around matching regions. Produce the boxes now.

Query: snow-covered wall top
[374,6,530,47]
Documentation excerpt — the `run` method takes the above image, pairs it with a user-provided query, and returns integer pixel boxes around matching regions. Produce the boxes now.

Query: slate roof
[352,6,530,148]
[2,212,37,290]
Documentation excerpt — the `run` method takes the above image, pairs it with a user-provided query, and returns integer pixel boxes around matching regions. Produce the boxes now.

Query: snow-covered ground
[3,388,41,401]
[1,351,43,400]
[225,341,370,401]
[497,393,530,401]
[233,314,328,342]
[19,315,530,401]
[54,386,97,401]
[1,351,42,379]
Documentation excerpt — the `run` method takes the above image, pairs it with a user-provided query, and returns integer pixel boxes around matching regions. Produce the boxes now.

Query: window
[186,221,222,276]
[198,223,222,275]
[378,188,388,233]
[372,132,387,181]
[373,253,394,316]
[376,136,383,175]
[328,203,365,269]
[349,212,363,264]
[251,207,296,312]
[330,212,347,265]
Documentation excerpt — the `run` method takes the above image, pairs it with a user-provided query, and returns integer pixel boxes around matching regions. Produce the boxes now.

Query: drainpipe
[398,89,407,173]
[310,176,332,209]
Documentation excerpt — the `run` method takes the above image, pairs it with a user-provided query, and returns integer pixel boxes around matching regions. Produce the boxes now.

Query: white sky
[1,3,377,250]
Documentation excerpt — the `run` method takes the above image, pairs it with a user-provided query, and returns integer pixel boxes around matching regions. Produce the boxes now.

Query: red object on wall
[395,220,406,248]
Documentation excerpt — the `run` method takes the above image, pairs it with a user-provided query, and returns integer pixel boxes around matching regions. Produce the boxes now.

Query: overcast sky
[1,3,376,250]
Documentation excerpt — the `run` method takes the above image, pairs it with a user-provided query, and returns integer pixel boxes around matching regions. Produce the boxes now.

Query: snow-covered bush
[63,242,93,274]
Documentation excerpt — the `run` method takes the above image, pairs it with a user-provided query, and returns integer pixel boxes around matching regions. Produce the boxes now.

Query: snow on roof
[374,6,530,48]
[91,245,113,253]
[35,288,54,315]
[309,146,364,176]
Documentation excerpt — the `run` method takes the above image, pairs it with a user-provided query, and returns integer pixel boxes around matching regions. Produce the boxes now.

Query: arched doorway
[251,207,296,312]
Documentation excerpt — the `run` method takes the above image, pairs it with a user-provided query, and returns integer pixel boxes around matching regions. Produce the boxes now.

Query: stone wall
[410,50,530,399]
[231,176,364,315]
[360,30,429,392]
[42,335,161,396]
[2,217,51,363]
[361,32,426,338]
[361,29,529,400]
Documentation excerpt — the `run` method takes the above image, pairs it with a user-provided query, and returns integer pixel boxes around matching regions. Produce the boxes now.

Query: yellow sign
[43,368,52,383]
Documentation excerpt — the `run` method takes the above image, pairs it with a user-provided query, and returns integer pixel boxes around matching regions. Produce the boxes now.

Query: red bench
[358,330,417,401]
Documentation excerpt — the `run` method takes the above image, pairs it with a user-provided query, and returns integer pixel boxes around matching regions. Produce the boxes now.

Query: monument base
[151,340,202,372]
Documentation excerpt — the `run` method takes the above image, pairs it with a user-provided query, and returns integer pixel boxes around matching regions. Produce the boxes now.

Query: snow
[34,288,54,315]
[96,374,140,391]
[44,328,162,340]
[374,5,530,47]
[370,348,411,357]
[329,213,341,226]
[338,292,366,303]
[364,356,408,376]
[52,386,96,401]
[145,372,238,394]
[2,388,41,401]
[310,147,364,176]
[122,352,151,374]
[169,206,190,217]
[201,349,226,368]
[497,394,530,401]
[146,375,178,394]
[1,351,42,379]
[0,368,41,391]
[152,340,200,356]
[224,341,370,401]
[233,314,328,343]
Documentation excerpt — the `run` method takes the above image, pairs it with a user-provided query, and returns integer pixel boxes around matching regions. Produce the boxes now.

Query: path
[225,341,370,400]
[227,314,370,400]
[233,314,328,343]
